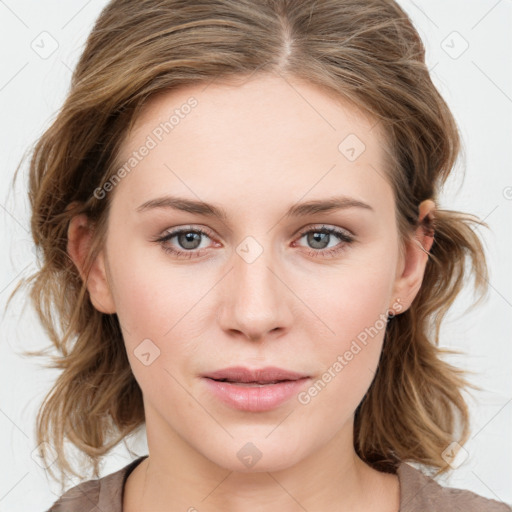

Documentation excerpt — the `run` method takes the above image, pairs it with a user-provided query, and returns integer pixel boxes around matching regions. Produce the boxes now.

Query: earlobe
[67,213,116,314]
[391,199,436,313]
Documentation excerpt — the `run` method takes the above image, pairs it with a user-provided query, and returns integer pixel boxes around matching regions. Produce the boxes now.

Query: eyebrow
[136,195,374,219]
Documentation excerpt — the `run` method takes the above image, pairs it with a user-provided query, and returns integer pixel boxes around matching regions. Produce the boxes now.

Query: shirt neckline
[104,455,414,511]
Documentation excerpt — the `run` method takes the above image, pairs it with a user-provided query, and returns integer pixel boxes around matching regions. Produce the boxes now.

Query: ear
[391,199,435,314]
[67,212,116,314]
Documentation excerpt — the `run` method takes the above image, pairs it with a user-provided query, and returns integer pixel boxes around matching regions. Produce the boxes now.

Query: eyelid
[295,223,355,238]
[158,224,217,241]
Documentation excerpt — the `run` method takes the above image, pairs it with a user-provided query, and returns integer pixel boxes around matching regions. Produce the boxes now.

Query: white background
[0,1,511,510]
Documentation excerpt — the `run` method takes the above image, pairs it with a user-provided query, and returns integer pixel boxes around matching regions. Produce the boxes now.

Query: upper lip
[203,366,309,384]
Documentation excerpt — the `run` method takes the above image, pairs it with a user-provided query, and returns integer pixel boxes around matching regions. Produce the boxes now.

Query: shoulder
[46,477,101,512]
[46,456,147,512]
[397,461,512,512]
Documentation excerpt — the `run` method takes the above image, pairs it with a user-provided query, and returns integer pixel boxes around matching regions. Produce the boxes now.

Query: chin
[202,436,306,473]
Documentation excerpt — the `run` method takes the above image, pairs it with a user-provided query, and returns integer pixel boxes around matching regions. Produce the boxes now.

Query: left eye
[296,227,348,249]
[293,225,355,258]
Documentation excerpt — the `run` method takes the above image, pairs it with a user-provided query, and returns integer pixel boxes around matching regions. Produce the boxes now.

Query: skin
[67,72,434,512]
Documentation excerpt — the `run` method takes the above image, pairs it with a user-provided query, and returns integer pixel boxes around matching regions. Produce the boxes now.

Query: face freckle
[99,72,405,473]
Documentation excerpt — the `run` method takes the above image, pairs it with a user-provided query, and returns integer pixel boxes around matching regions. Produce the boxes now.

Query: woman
[13,0,510,510]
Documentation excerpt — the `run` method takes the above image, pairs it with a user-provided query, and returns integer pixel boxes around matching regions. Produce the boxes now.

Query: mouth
[201,366,311,412]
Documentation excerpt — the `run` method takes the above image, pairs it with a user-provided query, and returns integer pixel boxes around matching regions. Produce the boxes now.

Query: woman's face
[82,73,425,472]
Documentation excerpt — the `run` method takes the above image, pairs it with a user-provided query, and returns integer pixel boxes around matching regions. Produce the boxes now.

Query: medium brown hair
[9,0,489,487]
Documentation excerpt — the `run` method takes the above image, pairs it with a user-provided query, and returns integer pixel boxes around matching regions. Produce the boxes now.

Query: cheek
[301,244,397,351]
[106,237,203,339]
[105,239,212,391]
[295,247,398,406]
[335,266,392,340]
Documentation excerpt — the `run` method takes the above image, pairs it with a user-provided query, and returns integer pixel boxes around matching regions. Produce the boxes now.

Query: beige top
[47,456,511,511]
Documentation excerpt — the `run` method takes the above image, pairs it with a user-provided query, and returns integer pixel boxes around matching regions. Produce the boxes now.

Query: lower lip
[203,377,311,412]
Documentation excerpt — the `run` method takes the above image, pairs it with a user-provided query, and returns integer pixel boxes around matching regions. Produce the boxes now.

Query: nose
[216,238,294,343]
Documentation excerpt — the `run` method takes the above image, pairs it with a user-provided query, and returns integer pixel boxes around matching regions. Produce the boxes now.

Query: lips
[202,366,311,412]
[202,366,308,384]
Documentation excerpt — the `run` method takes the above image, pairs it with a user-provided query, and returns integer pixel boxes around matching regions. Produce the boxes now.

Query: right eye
[153,226,218,259]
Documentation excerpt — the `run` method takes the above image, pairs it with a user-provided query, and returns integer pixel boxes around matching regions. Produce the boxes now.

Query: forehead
[112,73,394,218]
[128,72,383,152]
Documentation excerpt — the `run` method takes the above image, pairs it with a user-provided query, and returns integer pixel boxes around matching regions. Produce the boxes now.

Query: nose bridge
[218,234,291,340]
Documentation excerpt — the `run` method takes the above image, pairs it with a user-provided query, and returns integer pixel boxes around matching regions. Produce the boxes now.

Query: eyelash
[153,225,355,260]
